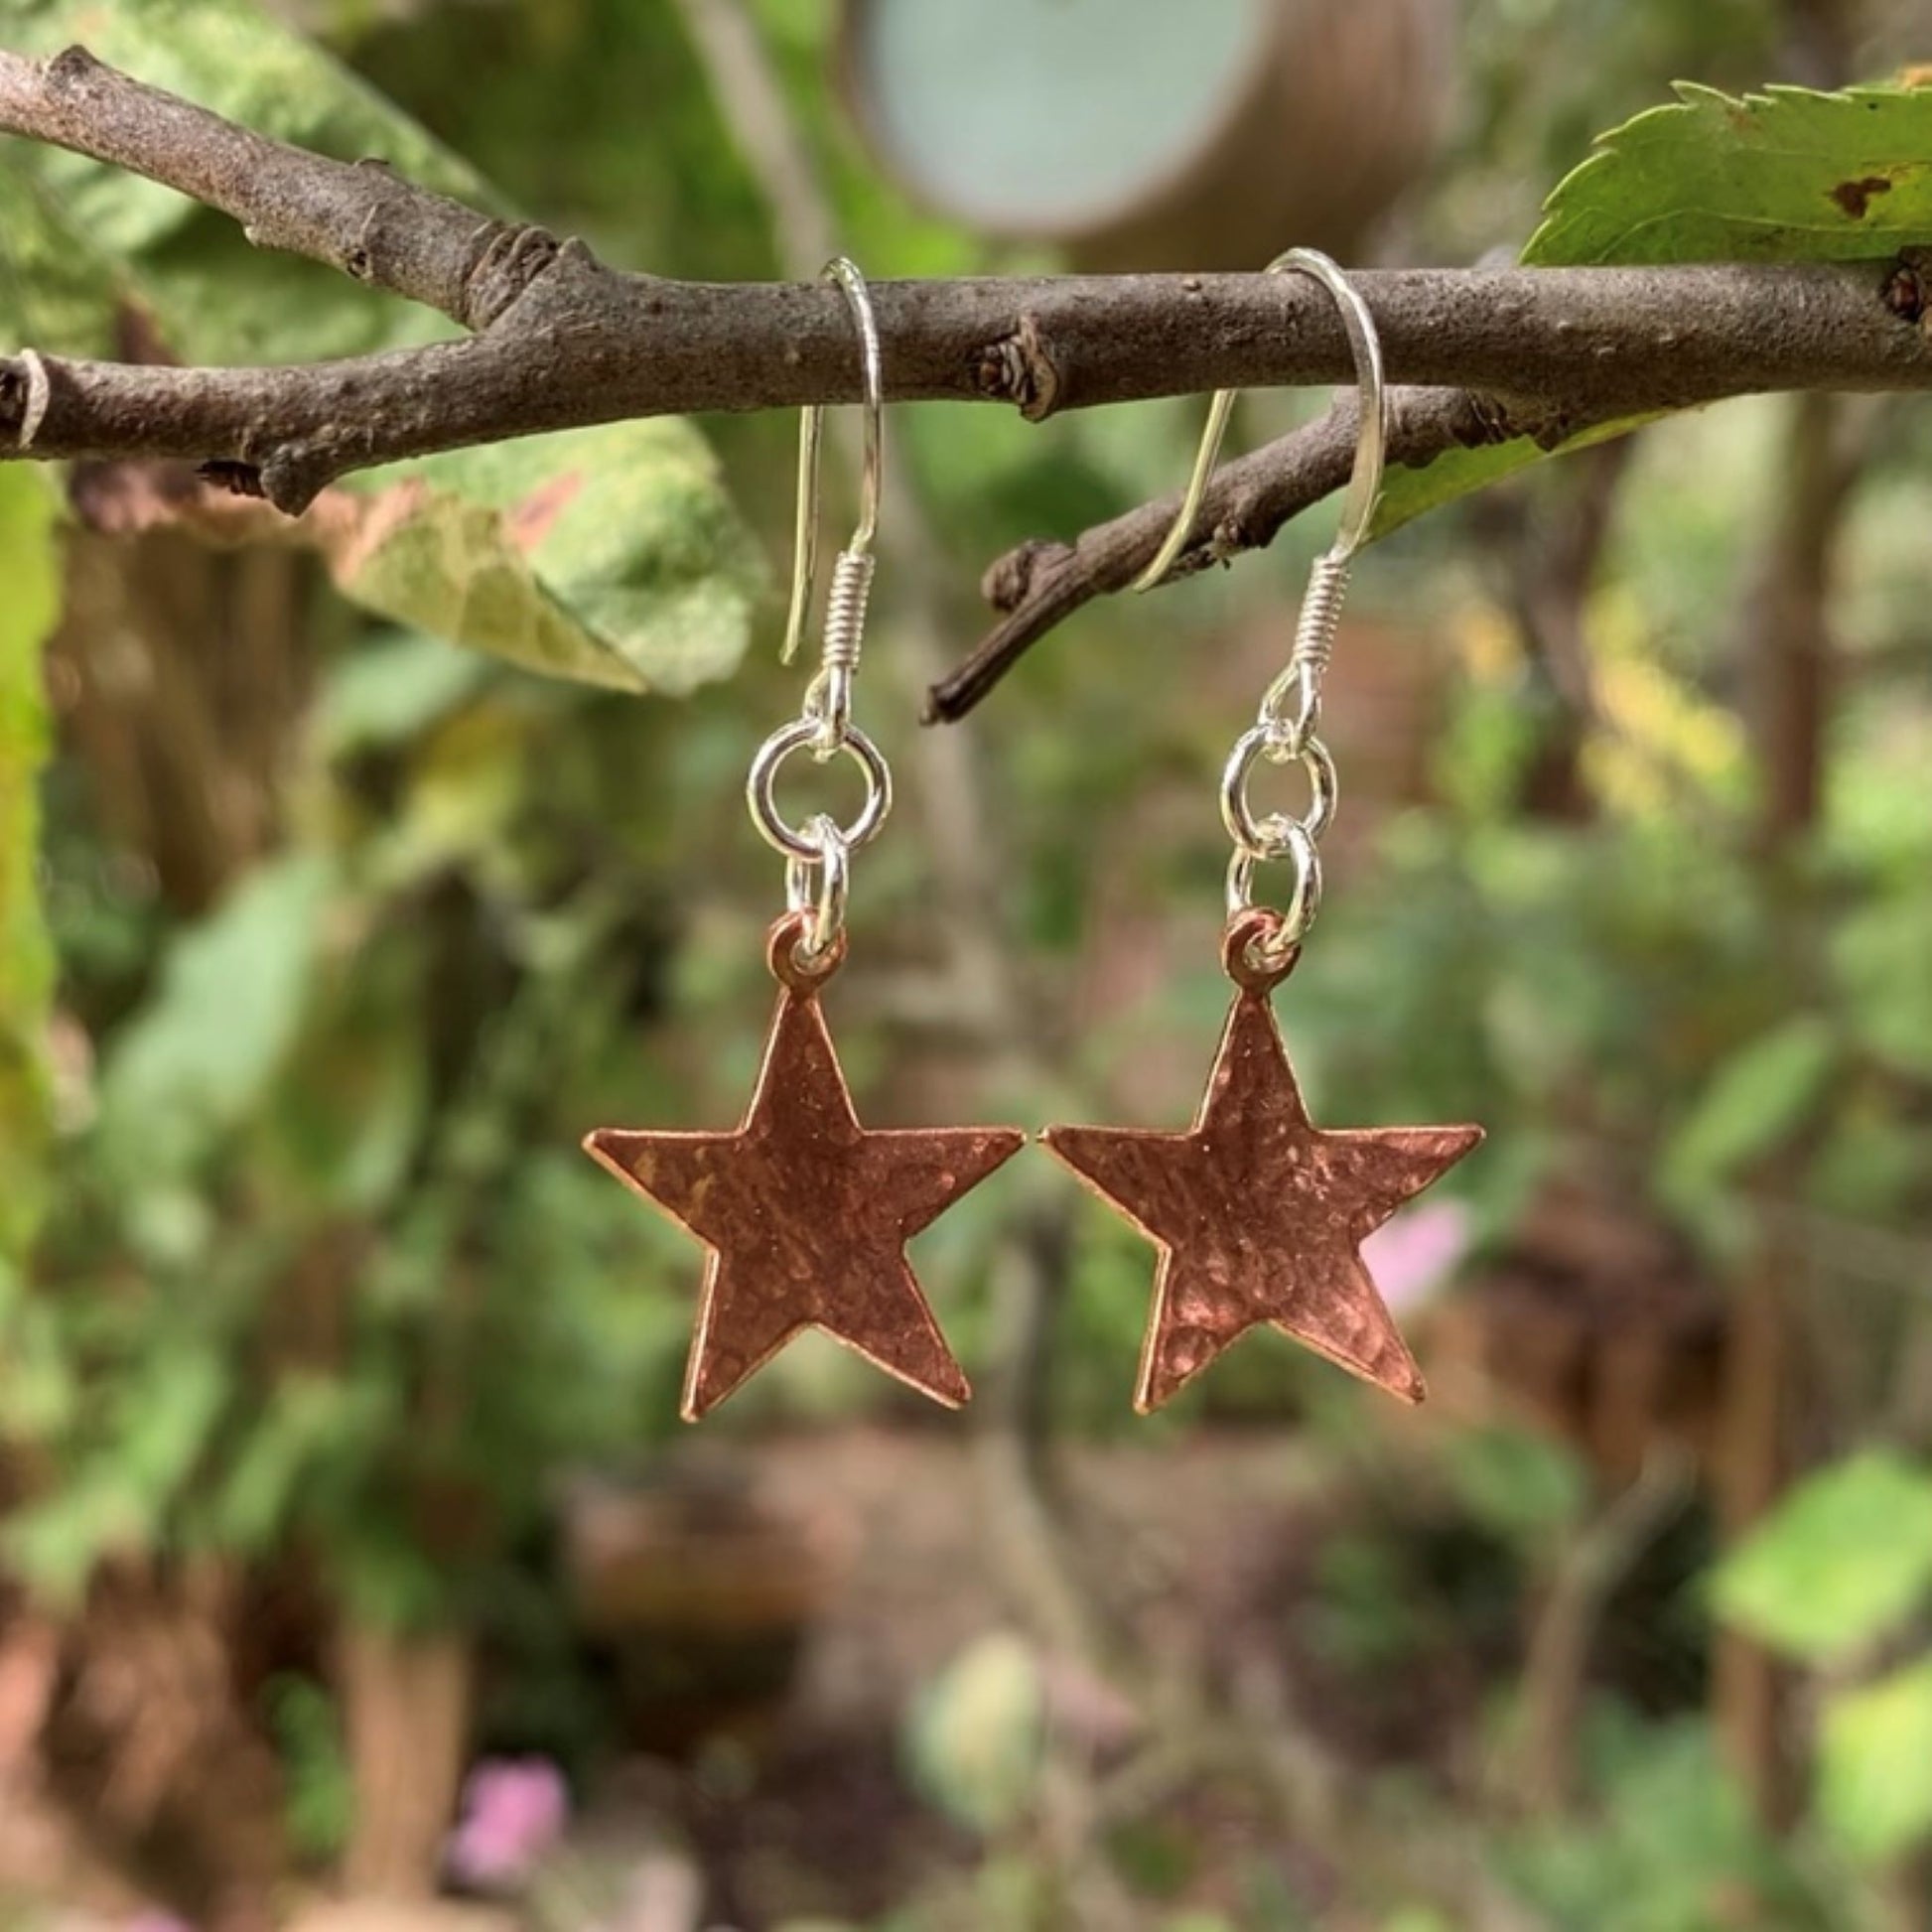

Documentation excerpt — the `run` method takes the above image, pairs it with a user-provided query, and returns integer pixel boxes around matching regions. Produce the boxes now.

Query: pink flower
[127,1915,195,1932]
[446,1755,570,1887]
[1362,1199,1472,1314]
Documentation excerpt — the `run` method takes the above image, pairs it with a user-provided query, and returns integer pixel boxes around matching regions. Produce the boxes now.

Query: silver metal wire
[803,546,876,752]
[1132,248,1387,593]
[785,813,850,961]
[1128,248,1387,953]
[748,717,893,864]
[1227,822,1321,961]
[1221,727,1338,857]
[751,258,892,956]
[781,258,884,666]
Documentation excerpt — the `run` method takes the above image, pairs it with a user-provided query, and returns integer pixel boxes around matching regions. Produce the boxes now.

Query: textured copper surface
[585,914,1026,1421]
[1043,912,1483,1413]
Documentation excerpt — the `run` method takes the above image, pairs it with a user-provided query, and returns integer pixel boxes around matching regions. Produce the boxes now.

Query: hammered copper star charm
[1043,913,1482,1413]
[585,914,1025,1421]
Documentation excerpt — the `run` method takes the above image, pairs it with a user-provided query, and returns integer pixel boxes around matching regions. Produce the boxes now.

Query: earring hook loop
[782,255,884,665]
[1131,248,1387,594]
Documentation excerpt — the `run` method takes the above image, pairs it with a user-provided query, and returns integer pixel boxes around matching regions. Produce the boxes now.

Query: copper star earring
[1042,248,1484,1415]
[586,258,1025,1421]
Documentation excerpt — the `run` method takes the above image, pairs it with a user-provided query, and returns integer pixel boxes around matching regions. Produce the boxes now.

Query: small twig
[926,387,1575,720]
[1503,1448,1695,1812]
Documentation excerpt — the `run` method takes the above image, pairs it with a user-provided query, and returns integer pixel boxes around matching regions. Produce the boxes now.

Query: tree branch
[0,45,550,328]
[0,45,1928,707]
[928,387,1550,720]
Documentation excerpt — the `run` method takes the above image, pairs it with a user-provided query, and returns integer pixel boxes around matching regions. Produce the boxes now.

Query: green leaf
[315,628,491,758]
[1711,1450,1932,1662]
[327,421,764,694]
[0,3,763,694]
[1833,895,1932,1079]
[1378,84,1932,535]
[1819,1657,1932,1864]
[1447,1425,1587,1546]
[260,929,429,1215]
[0,468,61,1263]
[265,1673,354,1863]
[0,159,120,357]
[0,0,485,362]
[6,1332,227,1601]
[1662,1016,1840,1210]
[905,1632,1046,1837]
[217,1375,379,1553]
[1528,84,1932,268]
[96,852,335,1188]
[1372,413,1666,541]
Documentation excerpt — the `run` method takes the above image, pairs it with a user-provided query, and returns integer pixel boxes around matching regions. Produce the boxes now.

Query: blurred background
[2,0,1932,1927]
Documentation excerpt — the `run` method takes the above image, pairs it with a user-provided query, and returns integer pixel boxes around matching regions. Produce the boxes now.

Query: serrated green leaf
[1819,1657,1932,1864]
[1378,83,1932,535]
[1712,1449,1932,1662]
[0,467,61,1263]
[328,420,764,693]
[1528,83,1932,267]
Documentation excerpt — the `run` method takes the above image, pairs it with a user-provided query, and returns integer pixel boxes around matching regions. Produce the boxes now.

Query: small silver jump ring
[785,813,849,957]
[748,717,893,861]
[1220,725,1338,856]
[1226,818,1322,949]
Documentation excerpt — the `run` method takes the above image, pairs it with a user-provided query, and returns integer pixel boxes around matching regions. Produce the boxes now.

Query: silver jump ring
[1220,724,1337,857]
[748,717,893,862]
[1226,818,1322,949]
[785,813,850,957]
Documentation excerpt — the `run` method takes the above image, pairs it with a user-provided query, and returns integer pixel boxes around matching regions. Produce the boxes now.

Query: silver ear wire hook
[750,257,893,962]
[1129,249,1388,965]
[1133,247,1387,596]
[781,256,884,674]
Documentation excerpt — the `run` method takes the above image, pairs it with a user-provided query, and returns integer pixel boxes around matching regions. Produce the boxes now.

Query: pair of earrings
[584,254,1482,1424]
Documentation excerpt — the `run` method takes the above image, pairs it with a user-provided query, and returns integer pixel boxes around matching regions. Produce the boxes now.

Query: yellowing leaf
[326,421,763,693]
